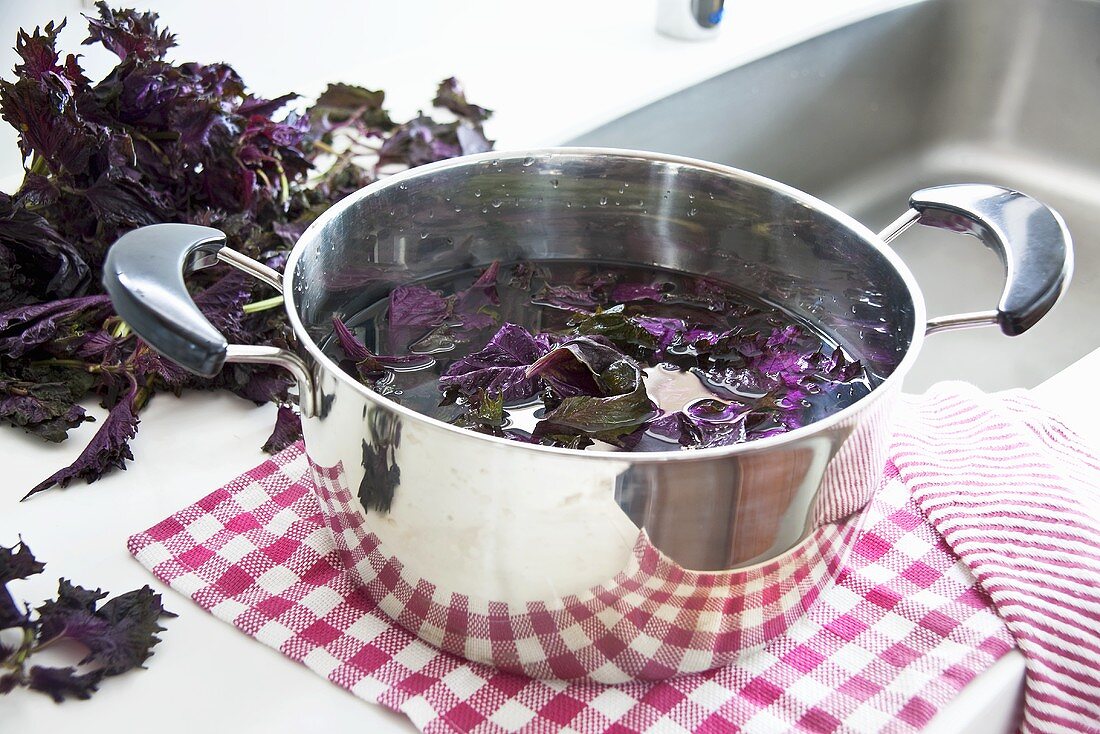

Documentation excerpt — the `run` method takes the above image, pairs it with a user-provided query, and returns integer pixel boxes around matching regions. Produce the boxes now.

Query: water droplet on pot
[599,196,608,206]
[522,156,535,166]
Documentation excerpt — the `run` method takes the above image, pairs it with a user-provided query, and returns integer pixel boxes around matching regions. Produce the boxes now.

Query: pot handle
[102,223,316,417]
[877,184,1072,336]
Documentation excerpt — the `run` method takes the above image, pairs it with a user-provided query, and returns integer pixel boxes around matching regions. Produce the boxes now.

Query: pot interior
[289,150,918,388]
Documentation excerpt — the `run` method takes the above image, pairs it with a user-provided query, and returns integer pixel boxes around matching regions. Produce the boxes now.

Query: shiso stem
[110,320,132,339]
[242,295,285,314]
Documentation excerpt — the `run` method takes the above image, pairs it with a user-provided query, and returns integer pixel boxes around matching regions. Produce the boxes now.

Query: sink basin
[569,0,1098,392]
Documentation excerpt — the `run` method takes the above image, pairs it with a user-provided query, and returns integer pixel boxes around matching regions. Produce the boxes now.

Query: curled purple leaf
[332,315,371,362]
[262,405,302,454]
[440,323,548,402]
[331,316,434,383]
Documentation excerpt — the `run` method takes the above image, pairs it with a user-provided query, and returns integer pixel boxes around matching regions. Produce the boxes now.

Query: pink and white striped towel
[893,385,1100,733]
[128,384,1100,733]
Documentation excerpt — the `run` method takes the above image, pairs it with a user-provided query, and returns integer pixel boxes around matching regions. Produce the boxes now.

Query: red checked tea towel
[128,385,1100,733]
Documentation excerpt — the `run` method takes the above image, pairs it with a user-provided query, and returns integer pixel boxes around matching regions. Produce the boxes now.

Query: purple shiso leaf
[822,346,863,383]
[682,326,723,345]
[25,665,104,702]
[0,295,111,358]
[534,332,565,353]
[525,345,602,398]
[646,412,685,441]
[34,578,173,678]
[537,385,655,440]
[526,424,595,451]
[130,342,195,391]
[24,373,141,499]
[331,316,433,381]
[433,77,492,123]
[649,400,750,450]
[262,405,302,453]
[766,324,802,349]
[456,124,493,155]
[533,283,600,312]
[683,414,748,448]
[452,261,501,331]
[0,384,91,443]
[502,429,539,444]
[526,336,637,399]
[698,365,777,401]
[227,364,290,404]
[754,348,806,383]
[192,270,252,343]
[684,398,750,423]
[610,283,663,303]
[0,192,90,301]
[633,316,685,351]
[566,308,660,355]
[439,323,548,402]
[470,260,500,290]
[331,315,371,362]
[75,330,119,360]
[529,337,656,446]
[83,5,177,62]
[388,284,450,328]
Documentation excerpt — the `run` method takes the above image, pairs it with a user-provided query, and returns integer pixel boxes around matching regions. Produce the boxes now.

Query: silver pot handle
[877,184,1072,336]
[102,223,316,417]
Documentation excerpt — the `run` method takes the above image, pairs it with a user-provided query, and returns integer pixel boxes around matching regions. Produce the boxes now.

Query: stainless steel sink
[569,0,1099,392]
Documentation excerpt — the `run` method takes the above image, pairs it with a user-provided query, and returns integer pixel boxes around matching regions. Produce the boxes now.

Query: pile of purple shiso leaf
[332,262,865,452]
[0,4,493,498]
[1,537,174,701]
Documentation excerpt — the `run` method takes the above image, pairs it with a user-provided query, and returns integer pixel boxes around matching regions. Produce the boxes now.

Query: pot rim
[283,147,928,463]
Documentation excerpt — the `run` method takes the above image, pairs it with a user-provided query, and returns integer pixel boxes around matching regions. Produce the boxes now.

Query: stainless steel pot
[103,149,1071,681]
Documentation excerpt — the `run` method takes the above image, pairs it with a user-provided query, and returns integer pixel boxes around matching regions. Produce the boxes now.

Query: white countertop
[2,1,1095,731]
